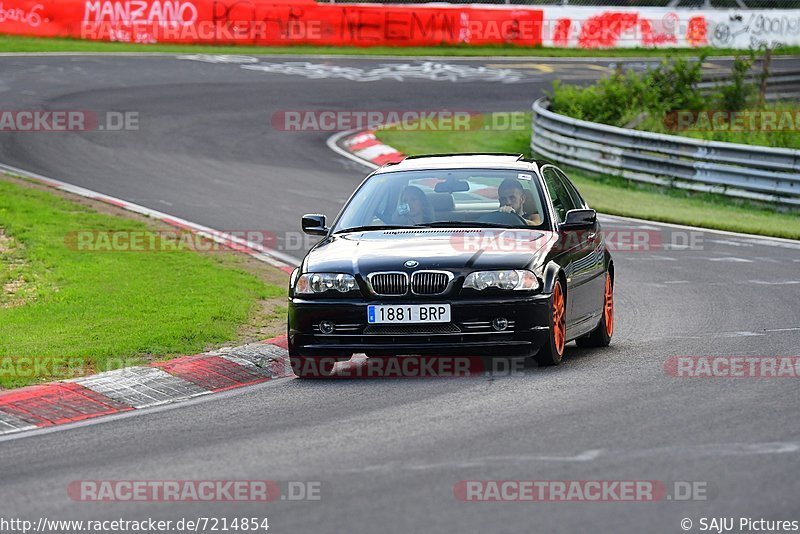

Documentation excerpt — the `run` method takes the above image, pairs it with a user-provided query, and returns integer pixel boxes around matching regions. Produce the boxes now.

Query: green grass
[637,102,800,150]
[375,112,800,240]
[2,34,799,57]
[0,177,284,388]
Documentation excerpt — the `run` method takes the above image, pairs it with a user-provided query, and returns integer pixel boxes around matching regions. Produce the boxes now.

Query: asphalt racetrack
[0,54,799,534]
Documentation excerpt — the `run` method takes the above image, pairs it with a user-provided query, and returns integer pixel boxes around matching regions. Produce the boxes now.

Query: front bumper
[288,294,551,358]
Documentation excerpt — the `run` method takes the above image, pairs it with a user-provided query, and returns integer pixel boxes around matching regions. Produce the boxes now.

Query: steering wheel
[477,210,528,226]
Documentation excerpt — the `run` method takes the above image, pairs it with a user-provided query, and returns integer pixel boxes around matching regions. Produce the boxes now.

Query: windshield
[332,168,550,233]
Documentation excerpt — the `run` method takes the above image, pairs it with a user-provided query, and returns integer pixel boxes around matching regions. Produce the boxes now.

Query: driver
[497,178,542,226]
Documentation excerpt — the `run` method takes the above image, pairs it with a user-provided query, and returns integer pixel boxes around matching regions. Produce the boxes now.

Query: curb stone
[0,336,292,436]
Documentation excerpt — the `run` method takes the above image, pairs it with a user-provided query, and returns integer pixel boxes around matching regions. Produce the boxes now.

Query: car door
[555,168,606,329]
[541,166,595,331]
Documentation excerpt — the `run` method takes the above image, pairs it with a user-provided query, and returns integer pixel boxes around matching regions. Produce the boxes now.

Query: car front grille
[363,323,461,335]
[411,271,451,295]
[368,271,452,296]
[368,272,408,296]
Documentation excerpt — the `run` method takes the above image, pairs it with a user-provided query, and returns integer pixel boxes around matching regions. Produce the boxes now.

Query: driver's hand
[499,205,515,214]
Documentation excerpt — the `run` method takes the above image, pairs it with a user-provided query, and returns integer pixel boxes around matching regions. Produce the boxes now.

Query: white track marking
[708,257,754,263]
[334,442,799,474]
[660,326,800,339]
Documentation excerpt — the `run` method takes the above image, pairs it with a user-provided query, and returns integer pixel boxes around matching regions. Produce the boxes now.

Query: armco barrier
[1,1,799,48]
[531,98,800,207]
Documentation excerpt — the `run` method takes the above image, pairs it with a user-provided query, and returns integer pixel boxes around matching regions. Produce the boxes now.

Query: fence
[530,98,800,207]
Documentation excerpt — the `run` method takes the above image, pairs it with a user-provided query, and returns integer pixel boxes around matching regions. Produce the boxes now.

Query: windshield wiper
[334,224,418,234]
[416,221,516,228]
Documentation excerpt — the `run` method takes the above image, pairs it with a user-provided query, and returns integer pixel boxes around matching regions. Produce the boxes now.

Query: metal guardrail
[698,70,800,100]
[530,98,800,207]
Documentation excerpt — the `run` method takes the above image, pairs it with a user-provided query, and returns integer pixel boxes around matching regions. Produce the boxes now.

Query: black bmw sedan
[288,154,614,378]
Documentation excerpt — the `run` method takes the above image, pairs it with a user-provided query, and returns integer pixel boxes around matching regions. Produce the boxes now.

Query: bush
[717,54,755,112]
[549,56,707,127]
[548,52,799,150]
[550,69,652,126]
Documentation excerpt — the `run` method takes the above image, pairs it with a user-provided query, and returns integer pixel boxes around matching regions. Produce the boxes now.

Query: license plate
[367,304,451,324]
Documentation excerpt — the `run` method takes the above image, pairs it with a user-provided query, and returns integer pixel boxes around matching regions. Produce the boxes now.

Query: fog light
[319,320,335,334]
[492,317,508,331]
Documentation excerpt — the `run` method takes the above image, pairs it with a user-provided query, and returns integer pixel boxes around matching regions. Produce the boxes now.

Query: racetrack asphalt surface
[0,54,799,533]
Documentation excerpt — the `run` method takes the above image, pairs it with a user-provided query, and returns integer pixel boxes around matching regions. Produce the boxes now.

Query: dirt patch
[0,228,13,254]
[0,228,39,309]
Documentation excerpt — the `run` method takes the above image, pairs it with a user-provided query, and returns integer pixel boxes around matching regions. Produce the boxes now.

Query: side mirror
[302,214,328,236]
[561,209,596,230]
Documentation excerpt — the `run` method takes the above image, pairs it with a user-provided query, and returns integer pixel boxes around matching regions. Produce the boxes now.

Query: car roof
[373,153,545,174]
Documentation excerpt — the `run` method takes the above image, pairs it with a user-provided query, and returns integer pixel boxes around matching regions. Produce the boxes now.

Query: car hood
[303,228,557,275]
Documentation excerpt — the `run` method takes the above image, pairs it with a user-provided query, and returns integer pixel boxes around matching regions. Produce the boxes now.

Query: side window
[554,169,586,209]
[542,167,578,223]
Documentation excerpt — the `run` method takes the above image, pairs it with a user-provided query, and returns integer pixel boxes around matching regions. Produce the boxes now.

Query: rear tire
[535,279,567,366]
[575,273,614,348]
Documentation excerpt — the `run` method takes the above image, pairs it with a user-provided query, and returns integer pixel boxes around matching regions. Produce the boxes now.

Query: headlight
[463,270,539,291]
[295,273,358,294]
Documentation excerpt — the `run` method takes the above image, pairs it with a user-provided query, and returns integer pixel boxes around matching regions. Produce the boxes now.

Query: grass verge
[375,112,800,240]
[0,175,287,389]
[2,34,799,57]
[638,102,800,150]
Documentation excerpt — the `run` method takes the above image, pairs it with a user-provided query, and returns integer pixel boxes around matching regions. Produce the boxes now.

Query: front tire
[576,273,614,348]
[535,279,567,366]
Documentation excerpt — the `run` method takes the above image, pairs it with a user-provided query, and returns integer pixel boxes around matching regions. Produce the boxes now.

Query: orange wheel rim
[553,282,565,355]
[604,274,614,337]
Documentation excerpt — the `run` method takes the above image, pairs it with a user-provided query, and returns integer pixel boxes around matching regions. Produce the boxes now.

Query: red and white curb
[0,162,299,274]
[0,336,293,436]
[331,130,504,202]
[335,130,406,168]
